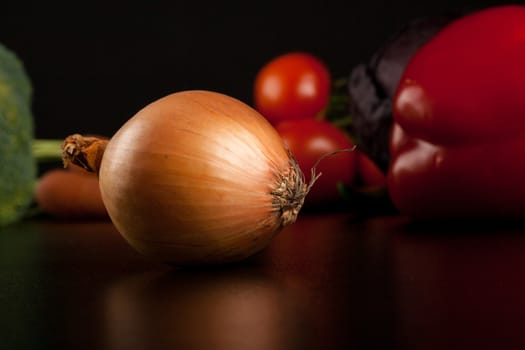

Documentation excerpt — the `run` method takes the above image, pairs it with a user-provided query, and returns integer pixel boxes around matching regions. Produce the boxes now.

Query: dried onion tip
[62,90,315,265]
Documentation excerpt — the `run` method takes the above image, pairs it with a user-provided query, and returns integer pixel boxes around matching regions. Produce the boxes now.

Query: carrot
[35,165,109,220]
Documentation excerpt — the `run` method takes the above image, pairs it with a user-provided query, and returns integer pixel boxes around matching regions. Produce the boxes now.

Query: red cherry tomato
[254,52,331,125]
[356,151,387,190]
[275,119,356,207]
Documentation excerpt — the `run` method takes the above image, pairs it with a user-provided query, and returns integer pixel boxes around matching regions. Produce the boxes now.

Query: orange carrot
[35,165,109,220]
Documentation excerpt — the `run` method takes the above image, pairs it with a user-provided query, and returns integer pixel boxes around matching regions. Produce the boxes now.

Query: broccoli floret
[0,43,36,226]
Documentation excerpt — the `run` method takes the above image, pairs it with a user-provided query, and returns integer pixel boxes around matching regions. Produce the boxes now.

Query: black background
[0,0,510,139]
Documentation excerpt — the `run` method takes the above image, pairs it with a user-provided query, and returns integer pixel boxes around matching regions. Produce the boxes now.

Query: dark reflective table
[2,213,525,349]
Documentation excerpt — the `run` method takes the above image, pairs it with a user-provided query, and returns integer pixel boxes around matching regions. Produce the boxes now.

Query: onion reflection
[103,266,304,350]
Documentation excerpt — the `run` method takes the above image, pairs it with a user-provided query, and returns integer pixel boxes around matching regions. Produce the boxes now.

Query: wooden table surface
[2,212,525,350]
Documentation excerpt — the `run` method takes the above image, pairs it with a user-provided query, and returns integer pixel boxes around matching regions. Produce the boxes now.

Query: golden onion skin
[98,90,307,265]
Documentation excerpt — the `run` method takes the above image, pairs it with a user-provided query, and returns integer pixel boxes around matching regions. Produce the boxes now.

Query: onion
[62,90,315,265]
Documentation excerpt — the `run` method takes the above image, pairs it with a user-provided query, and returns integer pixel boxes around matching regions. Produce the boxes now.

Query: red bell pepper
[387,5,525,219]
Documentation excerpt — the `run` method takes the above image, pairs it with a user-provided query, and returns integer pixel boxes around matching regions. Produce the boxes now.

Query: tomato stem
[325,76,353,128]
[330,115,353,128]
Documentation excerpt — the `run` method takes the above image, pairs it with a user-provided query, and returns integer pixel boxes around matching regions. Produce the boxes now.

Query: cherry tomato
[275,119,356,207]
[254,52,331,125]
[356,151,387,190]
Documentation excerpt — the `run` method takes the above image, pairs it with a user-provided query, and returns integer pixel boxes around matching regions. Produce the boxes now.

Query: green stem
[32,139,63,162]
[330,115,353,128]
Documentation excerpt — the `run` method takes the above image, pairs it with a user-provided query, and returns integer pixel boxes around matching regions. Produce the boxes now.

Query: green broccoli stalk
[32,139,64,162]
[0,43,63,226]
